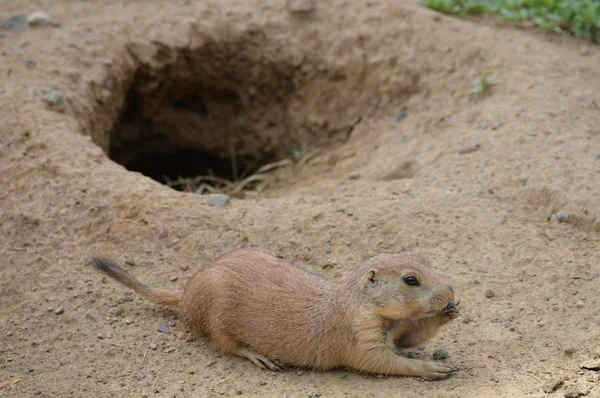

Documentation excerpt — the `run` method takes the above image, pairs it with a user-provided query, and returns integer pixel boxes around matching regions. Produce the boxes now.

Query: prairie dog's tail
[89,257,182,307]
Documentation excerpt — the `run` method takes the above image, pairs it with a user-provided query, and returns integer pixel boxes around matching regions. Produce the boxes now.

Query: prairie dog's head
[358,253,455,320]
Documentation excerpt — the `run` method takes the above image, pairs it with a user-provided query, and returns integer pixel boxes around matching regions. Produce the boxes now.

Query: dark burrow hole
[101,34,397,195]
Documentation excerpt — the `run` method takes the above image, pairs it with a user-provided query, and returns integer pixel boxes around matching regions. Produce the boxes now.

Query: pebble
[0,13,28,31]
[484,289,496,298]
[28,367,34,373]
[158,325,171,334]
[125,319,134,325]
[54,306,64,315]
[593,152,600,160]
[458,140,481,154]
[580,358,600,370]
[556,213,568,223]
[542,376,564,393]
[170,275,179,282]
[324,244,332,254]
[234,387,243,395]
[27,12,58,27]
[112,307,124,316]
[97,334,104,339]
[124,257,135,265]
[6,331,13,337]
[42,91,66,112]
[432,348,449,360]
[289,0,315,13]
[395,111,407,122]
[24,58,34,67]
[575,301,585,309]
[206,193,230,208]
[537,320,545,327]
[149,343,158,350]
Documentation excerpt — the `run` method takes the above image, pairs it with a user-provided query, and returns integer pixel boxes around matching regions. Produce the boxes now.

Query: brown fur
[90,250,460,379]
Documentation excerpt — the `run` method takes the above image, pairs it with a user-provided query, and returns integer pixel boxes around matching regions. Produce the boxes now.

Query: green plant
[426,0,600,43]
[471,75,497,94]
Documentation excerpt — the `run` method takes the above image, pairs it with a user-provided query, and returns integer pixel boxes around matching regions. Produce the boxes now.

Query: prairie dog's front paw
[441,300,460,323]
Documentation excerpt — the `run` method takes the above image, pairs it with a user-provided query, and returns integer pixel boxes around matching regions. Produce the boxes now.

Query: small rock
[353,215,358,221]
[97,334,104,339]
[234,387,243,395]
[324,244,332,254]
[27,12,59,27]
[149,343,158,350]
[576,301,585,309]
[112,307,124,316]
[170,275,178,282]
[593,152,600,160]
[489,377,499,383]
[395,111,407,122]
[556,213,568,223]
[42,91,66,112]
[158,325,171,334]
[6,331,13,337]
[124,290,134,296]
[484,289,496,298]
[125,319,134,325]
[543,376,565,393]
[288,0,315,13]
[206,193,230,208]
[54,306,64,315]
[432,349,449,360]
[564,347,577,356]
[458,140,481,154]
[580,358,600,370]
[24,58,34,67]
[1,13,29,32]
[538,320,545,327]
[158,224,168,239]
[124,257,135,265]
[28,367,34,373]
[563,385,585,398]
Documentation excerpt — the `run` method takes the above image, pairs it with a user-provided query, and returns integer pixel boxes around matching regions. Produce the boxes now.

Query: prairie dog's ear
[363,268,378,288]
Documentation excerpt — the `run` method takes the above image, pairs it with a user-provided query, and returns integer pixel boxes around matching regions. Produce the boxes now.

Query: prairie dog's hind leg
[237,346,284,372]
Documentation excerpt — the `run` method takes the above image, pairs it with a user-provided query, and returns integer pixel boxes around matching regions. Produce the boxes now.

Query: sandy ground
[1,0,599,397]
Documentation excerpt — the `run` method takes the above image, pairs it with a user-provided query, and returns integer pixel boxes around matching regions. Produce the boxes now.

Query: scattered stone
[543,376,565,393]
[124,290,134,296]
[538,320,546,327]
[6,331,13,337]
[353,215,358,221]
[1,13,29,32]
[54,306,64,315]
[576,301,585,309]
[489,376,499,383]
[484,289,496,298]
[206,193,230,208]
[27,12,59,27]
[563,385,586,398]
[158,325,171,334]
[593,152,600,160]
[24,58,34,67]
[42,91,66,112]
[170,275,178,282]
[125,319,134,325]
[27,367,34,373]
[158,224,168,239]
[149,343,158,350]
[234,387,243,395]
[564,347,577,356]
[97,334,104,339]
[288,0,315,13]
[112,307,124,316]
[395,111,407,122]
[556,213,568,223]
[324,244,332,254]
[124,257,135,265]
[580,358,600,370]
[458,140,481,154]
[432,349,449,360]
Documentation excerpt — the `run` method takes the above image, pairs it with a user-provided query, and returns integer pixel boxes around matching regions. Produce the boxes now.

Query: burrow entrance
[96,28,419,195]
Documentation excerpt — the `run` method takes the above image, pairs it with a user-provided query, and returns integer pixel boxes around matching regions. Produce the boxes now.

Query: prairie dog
[90,250,460,379]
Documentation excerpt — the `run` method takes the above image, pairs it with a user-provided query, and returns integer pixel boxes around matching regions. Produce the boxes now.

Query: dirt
[1,0,599,397]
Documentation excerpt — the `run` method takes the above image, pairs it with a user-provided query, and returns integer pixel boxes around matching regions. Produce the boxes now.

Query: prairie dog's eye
[403,276,420,286]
